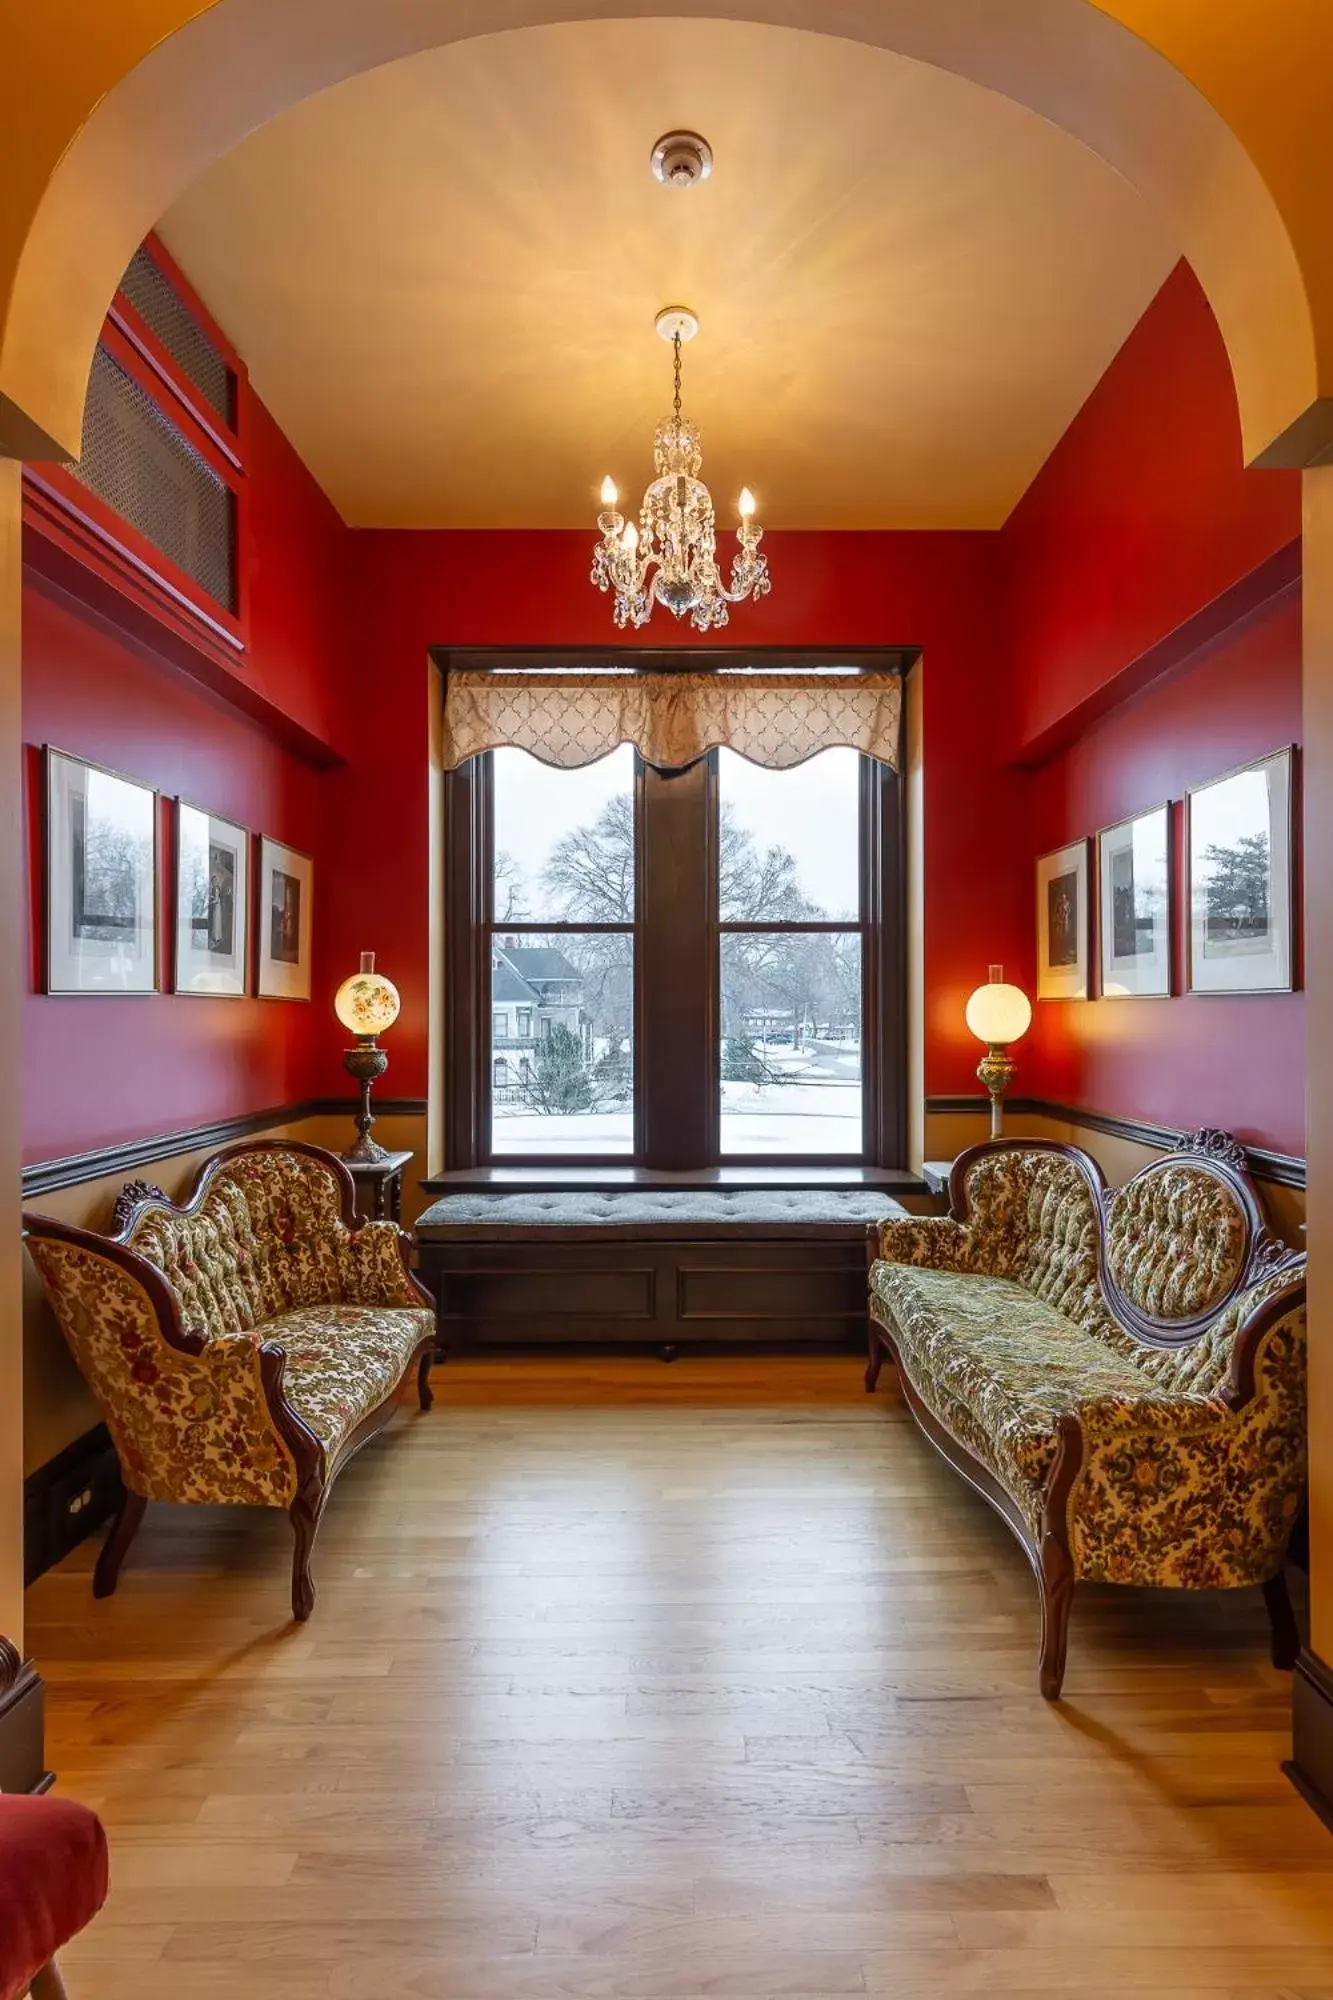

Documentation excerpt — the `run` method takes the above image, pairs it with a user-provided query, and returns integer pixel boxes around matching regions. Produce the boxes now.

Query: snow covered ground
[492,1041,862,1155]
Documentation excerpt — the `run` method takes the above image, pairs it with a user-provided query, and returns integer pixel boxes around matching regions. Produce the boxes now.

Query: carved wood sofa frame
[23,1140,437,1622]
[865,1130,1306,1699]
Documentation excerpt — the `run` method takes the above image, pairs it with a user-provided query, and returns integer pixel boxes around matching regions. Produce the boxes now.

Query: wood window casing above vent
[23,234,250,664]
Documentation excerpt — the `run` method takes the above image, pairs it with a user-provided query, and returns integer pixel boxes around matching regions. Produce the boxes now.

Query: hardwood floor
[25,1355,1333,1998]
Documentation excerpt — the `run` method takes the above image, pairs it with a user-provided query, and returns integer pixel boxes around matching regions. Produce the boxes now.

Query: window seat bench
[416,1188,907,1354]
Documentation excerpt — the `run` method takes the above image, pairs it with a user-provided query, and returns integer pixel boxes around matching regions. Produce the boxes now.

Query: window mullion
[638,757,716,1169]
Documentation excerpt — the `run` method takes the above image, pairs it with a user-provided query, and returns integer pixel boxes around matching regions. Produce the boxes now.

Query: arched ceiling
[155,18,1175,529]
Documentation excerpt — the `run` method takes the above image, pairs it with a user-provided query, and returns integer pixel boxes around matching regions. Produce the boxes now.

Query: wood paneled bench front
[417,1189,907,1354]
[866,1131,1307,1698]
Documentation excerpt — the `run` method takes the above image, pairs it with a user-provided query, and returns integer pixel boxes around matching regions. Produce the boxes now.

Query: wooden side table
[344,1150,414,1224]
[921,1160,954,1202]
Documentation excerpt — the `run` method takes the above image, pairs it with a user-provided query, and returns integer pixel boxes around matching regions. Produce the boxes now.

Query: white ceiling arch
[155,17,1180,528]
[0,0,1313,471]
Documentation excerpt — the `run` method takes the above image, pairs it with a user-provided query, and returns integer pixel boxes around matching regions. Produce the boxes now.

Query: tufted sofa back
[960,1148,1118,1338]
[957,1133,1299,1399]
[126,1147,353,1339]
[1103,1162,1249,1325]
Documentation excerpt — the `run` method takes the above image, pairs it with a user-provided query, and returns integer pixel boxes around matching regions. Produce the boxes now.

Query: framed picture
[174,801,249,997]
[45,748,158,994]
[1097,803,1171,998]
[256,835,313,1000]
[1036,839,1089,1000]
[1187,747,1294,994]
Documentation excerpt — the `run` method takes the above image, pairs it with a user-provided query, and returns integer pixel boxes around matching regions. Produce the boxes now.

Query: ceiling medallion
[650,130,713,189]
[592,305,772,631]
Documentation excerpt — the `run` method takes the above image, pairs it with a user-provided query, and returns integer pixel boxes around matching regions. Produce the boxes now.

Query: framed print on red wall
[256,835,313,1000]
[1187,747,1294,995]
[1097,803,1171,999]
[174,801,249,997]
[45,748,158,995]
[1035,839,1089,1001]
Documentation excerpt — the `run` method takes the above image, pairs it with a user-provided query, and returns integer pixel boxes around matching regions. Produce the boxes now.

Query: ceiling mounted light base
[655,306,699,345]
[651,130,713,188]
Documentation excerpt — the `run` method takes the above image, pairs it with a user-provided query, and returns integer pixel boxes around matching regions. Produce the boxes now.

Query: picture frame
[1035,839,1089,1001]
[256,835,313,1000]
[174,801,250,997]
[44,747,158,995]
[1187,747,1294,995]
[1096,803,1172,999]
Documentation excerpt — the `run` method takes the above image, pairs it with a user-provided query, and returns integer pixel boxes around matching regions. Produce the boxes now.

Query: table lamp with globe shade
[334,952,401,1164]
[965,966,1032,1139]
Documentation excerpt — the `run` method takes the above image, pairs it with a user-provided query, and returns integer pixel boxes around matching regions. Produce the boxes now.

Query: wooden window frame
[440,648,910,1176]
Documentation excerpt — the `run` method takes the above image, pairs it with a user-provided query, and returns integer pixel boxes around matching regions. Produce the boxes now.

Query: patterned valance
[440,668,902,772]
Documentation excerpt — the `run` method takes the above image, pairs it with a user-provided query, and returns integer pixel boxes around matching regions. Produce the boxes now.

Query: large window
[442,656,905,1171]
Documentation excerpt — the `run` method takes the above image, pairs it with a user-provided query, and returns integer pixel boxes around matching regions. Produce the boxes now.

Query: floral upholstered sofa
[24,1140,436,1620]
[866,1131,1306,1697]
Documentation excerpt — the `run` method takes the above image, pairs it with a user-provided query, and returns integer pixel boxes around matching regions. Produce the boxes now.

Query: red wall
[20,253,1309,1168]
[21,384,346,1165]
[1005,263,1304,1155]
[1005,261,1300,761]
[1022,591,1304,1153]
[324,528,1025,1105]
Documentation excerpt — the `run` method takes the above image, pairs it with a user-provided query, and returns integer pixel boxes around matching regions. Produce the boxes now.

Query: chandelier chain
[673,333,682,419]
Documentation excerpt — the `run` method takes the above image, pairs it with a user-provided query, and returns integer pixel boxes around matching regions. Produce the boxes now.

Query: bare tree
[493,850,529,923]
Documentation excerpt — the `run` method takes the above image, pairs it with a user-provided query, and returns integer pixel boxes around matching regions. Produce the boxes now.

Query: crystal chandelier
[592,307,772,632]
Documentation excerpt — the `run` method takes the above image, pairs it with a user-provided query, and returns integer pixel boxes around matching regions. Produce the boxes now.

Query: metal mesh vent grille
[73,345,237,613]
[118,247,233,422]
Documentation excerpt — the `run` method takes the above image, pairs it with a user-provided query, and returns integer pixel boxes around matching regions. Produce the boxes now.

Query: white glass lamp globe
[334,952,400,1040]
[965,973,1031,1047]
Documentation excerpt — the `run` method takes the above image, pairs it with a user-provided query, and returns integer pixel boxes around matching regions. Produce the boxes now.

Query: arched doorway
[0,6,1328,1786]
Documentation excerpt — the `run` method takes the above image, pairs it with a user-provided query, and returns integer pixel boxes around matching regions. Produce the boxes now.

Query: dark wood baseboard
[0,1644,51,1793]
[24,1424,123,1586]
[925,1095,1306,1192]
[1287,1647,1333,1832]
[22,1097,429,1199]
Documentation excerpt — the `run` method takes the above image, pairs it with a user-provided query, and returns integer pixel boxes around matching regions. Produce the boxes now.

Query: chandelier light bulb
[738,487,756,519]
[600,475,619,508]
[621,520,639,551]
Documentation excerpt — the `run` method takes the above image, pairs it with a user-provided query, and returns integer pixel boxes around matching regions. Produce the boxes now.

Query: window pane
[719,932,861,1155]
[717,746,859,922]
[491,931,634,1155]
[493,744,635,923]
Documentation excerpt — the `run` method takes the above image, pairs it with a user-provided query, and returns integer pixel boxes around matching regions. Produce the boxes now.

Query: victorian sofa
[24,1140,436,1620]
[866,1132,1306,1698]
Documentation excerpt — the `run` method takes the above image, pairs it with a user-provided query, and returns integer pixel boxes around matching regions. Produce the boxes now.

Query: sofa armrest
[873,1215,972,1270]
[342,1221,433,1309]
[1060,1305,1306,1590]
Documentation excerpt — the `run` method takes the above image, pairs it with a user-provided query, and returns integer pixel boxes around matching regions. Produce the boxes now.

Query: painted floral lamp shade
[334,952,401,1041]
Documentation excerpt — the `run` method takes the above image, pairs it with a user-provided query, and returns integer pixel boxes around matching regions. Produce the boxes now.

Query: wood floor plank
[25,1355,1333,1998]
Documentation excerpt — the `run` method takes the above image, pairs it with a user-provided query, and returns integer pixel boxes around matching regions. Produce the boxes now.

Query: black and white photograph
[1035,839,1089,1000]
[45,748,158,994]
[174,801,249,996]
[1187,748,1294,994]
[1097,803,1171,998]
[256,835,313,999]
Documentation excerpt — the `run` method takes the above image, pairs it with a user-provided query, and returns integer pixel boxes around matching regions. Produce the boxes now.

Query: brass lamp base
[976,1043,1015,1140]
[342,1039,390,1164]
